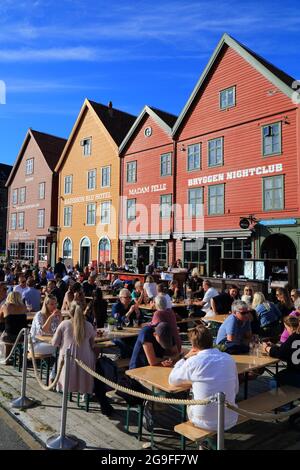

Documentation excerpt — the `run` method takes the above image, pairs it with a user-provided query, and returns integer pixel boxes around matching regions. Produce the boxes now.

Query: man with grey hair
[216,300,252,353]
[112,288,140,326]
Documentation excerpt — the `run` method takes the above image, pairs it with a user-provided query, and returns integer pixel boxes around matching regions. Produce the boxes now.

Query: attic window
[220,86,235,110]
[81,137,92,156]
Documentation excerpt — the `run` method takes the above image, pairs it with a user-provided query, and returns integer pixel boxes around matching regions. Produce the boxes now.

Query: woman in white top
[30,294,62,357]
[143,276,158,300]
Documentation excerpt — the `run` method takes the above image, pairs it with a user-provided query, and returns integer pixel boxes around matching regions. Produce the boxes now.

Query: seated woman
[143,295,181,352]
[241,285,254,306]
[251,292,281,340]
[52,301,113,415]
[263,316,300,387]
[143,276,158,302]
[84,288,108,328]
[62,284,75,311]
[0,292,27,351]
[211,285,239,315]
[280,298,300,343]
[275,287,294,318]
[131,281,144,304]
[30,294,62,381]
[72,282,86,310]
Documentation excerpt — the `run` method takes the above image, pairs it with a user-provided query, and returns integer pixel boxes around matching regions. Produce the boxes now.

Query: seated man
[216,300,252,353]
[110,274,124,291]
[169,325,239,432]
[112,288,140,326]
[211,285,239,315]
[189,279,218,317]
[82,275,97,297]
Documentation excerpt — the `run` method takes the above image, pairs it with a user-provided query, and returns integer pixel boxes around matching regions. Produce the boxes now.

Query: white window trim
[63,206,72,227]
[86,203,96,226]
[64,175,73,195]
[101,166,111,188]
[87,169,97,191]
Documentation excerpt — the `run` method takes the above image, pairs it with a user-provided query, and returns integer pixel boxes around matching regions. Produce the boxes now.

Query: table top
[202,314,229,323]
[126,365,192,393]
[95,326,140,342]
[35,335,116,349]
[234,354,280,374]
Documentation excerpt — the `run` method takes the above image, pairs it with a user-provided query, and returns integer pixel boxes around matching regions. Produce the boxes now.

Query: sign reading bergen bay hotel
[55,99,136,268]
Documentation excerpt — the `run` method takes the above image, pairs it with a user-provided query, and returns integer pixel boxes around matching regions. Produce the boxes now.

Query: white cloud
[0,47,97,61]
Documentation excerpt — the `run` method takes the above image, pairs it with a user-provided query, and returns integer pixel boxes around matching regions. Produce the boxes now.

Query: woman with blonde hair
[52,301,96,396]
[252,292,281,339]
[30,294,62,355]
[0,291,27,344]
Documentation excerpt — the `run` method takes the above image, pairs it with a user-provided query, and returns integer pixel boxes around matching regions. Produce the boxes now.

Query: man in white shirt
[193,279,219,313]
[169,325,239,432]
[13,275,28,296]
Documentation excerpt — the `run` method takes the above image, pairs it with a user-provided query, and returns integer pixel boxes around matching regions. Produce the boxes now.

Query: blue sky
[1,0,300,166]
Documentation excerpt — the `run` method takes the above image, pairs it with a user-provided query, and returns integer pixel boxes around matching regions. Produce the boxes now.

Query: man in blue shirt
[112,288,140,326]
[216,300,252,352]
[22,278,41,312]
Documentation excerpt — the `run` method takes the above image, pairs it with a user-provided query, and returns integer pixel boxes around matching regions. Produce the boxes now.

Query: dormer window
[81,137,92,156]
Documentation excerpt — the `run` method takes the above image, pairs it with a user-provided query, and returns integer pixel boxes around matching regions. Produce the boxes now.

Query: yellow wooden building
[55,99,136,268]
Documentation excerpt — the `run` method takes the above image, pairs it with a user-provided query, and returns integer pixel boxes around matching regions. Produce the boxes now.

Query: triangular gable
[55,99,136,172]
[173,33,296,136]
[119,105,176,155]
[6,129,65,187]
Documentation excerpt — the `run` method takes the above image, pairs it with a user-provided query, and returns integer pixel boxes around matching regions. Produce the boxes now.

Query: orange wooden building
[55,99,136,268]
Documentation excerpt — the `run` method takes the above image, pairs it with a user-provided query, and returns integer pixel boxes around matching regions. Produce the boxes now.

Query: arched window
[99,237,111,264]
[63,238,72,258]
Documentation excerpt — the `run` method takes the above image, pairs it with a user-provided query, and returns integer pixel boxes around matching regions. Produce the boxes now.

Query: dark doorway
[137,246,150,272]
[80,246,90,268]
[209,245,222,276]
[261,234,297,259]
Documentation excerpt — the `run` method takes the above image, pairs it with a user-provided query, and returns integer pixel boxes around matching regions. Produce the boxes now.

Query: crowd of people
[1,257,300,432]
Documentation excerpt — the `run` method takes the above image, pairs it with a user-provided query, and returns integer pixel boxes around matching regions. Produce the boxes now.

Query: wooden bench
[174,385,300,449]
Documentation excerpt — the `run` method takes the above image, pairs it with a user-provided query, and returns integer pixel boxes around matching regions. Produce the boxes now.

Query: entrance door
[137,246,150,272]
[80,237,91,268]
[209,245,222,276]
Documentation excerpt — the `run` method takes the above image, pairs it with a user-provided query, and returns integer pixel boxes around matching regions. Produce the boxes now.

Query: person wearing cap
[129,321,179,370]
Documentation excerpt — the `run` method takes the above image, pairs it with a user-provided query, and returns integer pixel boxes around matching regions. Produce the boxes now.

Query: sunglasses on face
[237,310,250,315]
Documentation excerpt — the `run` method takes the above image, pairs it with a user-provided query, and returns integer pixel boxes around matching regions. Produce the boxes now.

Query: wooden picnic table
[202,314,229,323]
[35,334,115,349]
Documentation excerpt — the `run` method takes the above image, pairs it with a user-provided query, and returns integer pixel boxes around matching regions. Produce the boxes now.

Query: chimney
[108,101,113,117]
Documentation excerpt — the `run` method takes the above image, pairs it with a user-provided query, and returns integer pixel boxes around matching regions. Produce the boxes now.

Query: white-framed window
[160,194,172,218]
[17,212,24,229]
[63,238,72,258]
[263,175,284,211]
[37,238,47,261]
[64,175,73,195]
[25,242,34,261]
[160,153,172,176]
[188,188,203,217]
[208,137,223,167]
[37,209,45,228]
[86,203,96,225]
[220,86,236,109]
[187,144,201,171]
[25,158,34,175]
[208,184,225,215]
[11,213,17,230]
[101,166,111,188]
[39,182,46,199]
[64,206,72,227]
[127,198,136,221]
[100,201,111,224]
[126,161,137,183]
[81,137,92,156]
[87,169,96,190]
[262,122,281,156]
[10,242,18,258]
[12,189,18,205]
[19,187,26,204]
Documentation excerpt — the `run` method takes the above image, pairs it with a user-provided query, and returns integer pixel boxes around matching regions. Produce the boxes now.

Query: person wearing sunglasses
[216,300,252,354]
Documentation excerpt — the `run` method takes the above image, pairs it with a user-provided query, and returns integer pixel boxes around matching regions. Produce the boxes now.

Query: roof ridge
[30,128,67,141]
[87,99,136,118]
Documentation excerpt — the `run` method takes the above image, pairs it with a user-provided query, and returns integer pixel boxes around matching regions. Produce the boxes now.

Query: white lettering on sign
[64,193,111,205]
[128,184,167,196]
[15,203,39,211]
[188,163,283,187]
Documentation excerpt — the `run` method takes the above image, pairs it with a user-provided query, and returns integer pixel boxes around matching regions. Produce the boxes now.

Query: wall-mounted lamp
[180,144,186,152]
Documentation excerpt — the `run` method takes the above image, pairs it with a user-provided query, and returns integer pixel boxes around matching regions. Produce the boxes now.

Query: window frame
[17,212,25,229]
[187,144,201,172]
[160,153,172,177]
[86,203,96,226]
[19,187,26,204]
[87,169,97,191]
[11,213,17,230]
[82,137,92,156]
[101,166,111,188]
[25,158,34,175]
[37,209,45,229]
[208,184,225,215]
[100,201,111,224]
[64,175,73,195]
[262,122,282,157]
[12,189,18,205]
[126,161,137,184]
[188,187,204,217]
[39,182,46,200]
[126,198,136,221]
[160,194,173,219]
[208,137,224,168]
[219,86,236,110]
[63,206,72,227]
[262,174,284,211]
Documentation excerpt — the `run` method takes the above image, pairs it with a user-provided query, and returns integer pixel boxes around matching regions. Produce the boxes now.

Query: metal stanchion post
[217,392,225,450]
[46,348,86,450]
[11,329,37,409]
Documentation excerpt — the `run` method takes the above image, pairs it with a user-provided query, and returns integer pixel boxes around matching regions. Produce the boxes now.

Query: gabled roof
[6,129,67,187]
[55,99,137,172]
[0,163,13,185]
[119,105,177,154]
[173,33,297,136]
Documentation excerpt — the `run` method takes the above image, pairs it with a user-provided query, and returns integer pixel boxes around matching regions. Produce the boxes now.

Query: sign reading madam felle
[129,183,167,196]
[188,163,283,187]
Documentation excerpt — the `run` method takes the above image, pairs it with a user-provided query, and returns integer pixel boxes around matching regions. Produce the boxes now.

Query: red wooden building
[172,34,300,285]
[119,106,177,269]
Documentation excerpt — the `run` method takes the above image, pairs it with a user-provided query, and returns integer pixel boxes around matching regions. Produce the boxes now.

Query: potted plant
[107,317,117,331]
